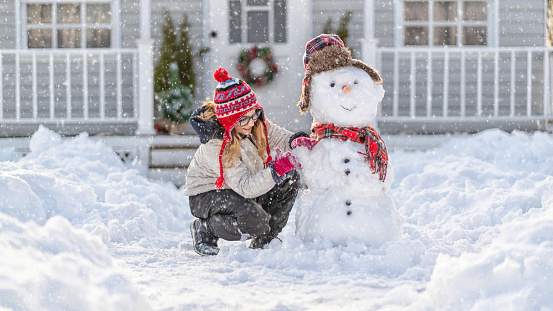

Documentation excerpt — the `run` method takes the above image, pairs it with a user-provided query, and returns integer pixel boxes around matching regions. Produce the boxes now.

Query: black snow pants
[188,170,300,241]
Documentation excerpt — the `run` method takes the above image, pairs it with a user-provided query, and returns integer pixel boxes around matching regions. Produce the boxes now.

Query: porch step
[149,145,197,169]
[148,144,199,187]
[143,135,200,187]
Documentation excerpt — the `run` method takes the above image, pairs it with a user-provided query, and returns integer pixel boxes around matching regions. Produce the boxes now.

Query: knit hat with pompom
[212,68,272,189]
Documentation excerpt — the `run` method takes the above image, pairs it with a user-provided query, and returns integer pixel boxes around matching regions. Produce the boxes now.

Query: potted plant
[155,63,194,134]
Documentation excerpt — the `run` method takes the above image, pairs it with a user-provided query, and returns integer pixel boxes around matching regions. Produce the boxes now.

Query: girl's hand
[272,148,301,176]
[291,137,316,150]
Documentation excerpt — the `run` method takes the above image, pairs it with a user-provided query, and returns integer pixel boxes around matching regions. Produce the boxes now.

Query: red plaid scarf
[312,123,388,181]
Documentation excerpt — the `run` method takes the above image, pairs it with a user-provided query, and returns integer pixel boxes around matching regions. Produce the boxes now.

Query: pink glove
[272,148,301,176]
[291,137,316,150]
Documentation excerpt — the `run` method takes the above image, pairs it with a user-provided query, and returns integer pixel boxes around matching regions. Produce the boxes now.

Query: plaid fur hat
[212,68,272,189]
[298,34,383,113]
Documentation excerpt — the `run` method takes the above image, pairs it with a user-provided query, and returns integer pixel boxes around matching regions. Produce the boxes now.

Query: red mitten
[272,148,301,176]
[291,137,316,150]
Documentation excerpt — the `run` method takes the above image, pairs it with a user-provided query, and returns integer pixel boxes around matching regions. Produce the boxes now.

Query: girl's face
[235,109,261,135]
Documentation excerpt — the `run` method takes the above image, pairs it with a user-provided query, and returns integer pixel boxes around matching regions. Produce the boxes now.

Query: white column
[362,0,381,131]
[202,0,211,101]
[361,0,379,68]
[136,0,154,135]
[136,39,155,135]
[140,0,151,40]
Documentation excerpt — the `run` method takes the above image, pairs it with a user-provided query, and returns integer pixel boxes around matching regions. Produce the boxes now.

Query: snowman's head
[299,34,384,126]
[310,66,385,126]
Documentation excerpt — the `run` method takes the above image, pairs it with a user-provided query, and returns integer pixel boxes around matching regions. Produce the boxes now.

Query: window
[403,0,487,46]
[229,0,287,44]
[25,1,112,48]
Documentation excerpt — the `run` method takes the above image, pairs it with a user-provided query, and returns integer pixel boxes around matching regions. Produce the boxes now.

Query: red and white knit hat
[212,67,272,189]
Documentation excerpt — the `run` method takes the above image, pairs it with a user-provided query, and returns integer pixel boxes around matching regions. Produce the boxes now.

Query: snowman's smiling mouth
[340,105,357,111]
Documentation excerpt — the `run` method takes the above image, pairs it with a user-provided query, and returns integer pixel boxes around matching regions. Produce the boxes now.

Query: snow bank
[0,146,20,162]
[0,213,149,310]
[415,202,553,310]
[1,126,189,243]
[2,126,553,310]
[389,129,553,309]
[0,126,191,310]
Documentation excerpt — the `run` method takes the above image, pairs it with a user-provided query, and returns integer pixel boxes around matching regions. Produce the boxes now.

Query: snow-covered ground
[1,125,552,310]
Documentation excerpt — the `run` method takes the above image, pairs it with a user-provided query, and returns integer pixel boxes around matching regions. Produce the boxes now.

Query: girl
[183,68,308,256]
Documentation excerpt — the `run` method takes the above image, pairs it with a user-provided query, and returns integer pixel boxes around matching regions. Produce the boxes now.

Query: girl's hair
[200,101,268,168]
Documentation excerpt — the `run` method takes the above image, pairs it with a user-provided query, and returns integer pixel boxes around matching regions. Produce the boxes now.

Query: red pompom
[215,176,225,189]
[214,68,230,83]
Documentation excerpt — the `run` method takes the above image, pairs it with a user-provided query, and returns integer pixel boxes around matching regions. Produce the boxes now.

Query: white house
[1,0,552,183]
[2,0,552,135]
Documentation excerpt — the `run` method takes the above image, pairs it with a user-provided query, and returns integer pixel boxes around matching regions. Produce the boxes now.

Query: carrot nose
[342,85,351,93]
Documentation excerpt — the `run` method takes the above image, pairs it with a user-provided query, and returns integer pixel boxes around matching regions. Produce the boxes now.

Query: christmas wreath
[155,63,194,124]
[237,46,278,87]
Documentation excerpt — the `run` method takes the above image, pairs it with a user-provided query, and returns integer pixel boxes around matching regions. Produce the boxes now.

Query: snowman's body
[294,66,403,247]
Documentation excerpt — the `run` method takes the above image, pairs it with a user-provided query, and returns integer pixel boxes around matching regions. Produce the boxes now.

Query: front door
[206,0,311,131]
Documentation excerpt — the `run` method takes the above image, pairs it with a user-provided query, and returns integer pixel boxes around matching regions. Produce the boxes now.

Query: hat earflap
[351,59,383,84]
[298,74,312,114]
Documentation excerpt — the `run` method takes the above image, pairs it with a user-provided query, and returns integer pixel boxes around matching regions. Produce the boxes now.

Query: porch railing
[375,47,553,128]
[0,43,154,135]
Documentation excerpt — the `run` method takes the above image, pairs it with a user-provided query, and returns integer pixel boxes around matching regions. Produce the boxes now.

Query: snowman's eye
[330,83,335,87]
[354,80,359,84]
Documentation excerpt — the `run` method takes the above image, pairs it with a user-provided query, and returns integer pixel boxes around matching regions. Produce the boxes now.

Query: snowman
[292,34,403,247]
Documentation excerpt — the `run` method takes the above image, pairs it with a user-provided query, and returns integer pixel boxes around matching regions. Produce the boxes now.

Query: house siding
[0,0,145,49]
[0,1,16,49]
[0,0,205,136]
[121,0,141,48]
[1,0,550,137]
[368,0,548,134]
[375,0,395,48]
[1,53,136,119]
[312,0,364,57]
[370,0,547,48]
[1,1,139,136]
[378,51,546,116]
[499,0,546,46]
